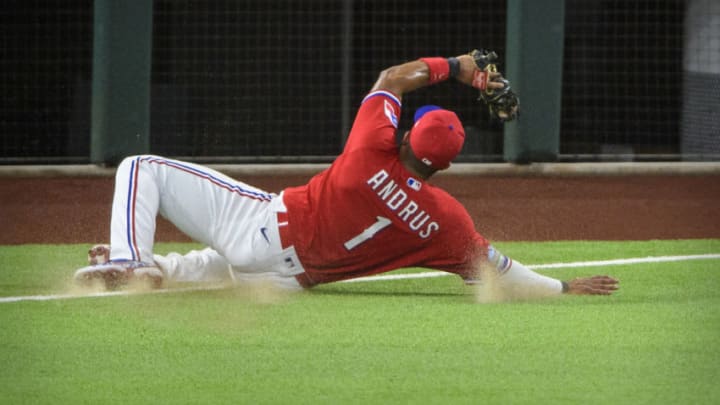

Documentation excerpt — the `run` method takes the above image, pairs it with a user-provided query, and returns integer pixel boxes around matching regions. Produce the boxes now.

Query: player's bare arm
[370,55,505,99]
[370,52,518,121]
[479,247,620,300]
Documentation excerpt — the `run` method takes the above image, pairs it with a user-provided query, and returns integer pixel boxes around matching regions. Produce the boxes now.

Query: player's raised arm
[370,51,518,121]
[369,53,506,99]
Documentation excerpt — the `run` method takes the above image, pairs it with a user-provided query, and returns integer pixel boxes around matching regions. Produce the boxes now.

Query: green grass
[1,240,719,404]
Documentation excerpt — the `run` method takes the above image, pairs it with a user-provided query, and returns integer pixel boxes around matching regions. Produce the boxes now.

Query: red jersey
[282,90,489,286]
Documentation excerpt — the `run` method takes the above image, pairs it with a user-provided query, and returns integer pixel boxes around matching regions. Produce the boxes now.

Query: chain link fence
[1,0,716,164]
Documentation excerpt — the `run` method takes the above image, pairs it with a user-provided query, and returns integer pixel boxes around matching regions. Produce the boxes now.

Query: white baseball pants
[109,155,303,288]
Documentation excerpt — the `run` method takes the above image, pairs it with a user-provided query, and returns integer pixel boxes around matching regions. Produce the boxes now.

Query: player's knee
[117,155,159,169]
[117,155,139,167]
[116,156,136,175]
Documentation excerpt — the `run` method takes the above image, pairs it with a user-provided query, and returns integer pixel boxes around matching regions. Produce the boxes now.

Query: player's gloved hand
[469,49,520,122]
[564,275,619,295]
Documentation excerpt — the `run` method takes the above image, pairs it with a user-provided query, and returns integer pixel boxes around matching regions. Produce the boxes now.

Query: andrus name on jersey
[367,169,439,238]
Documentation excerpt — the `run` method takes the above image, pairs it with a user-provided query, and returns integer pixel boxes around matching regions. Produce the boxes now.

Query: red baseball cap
[409,105,465,170]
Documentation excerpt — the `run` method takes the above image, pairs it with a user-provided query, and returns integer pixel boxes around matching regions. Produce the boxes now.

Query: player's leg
[153,247,303,290]
[153,247,233,282]
[123,155,305,288]
[83,243,233,283]
[77,155,264,288]
[108,155,275,263]
[78,154,300,290]
[142,156,279,264]
[107,155,160,263]
[74,156,166,289]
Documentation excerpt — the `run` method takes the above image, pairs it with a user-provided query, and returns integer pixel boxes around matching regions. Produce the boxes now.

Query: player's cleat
[74,260,165,290]
[87,244,111,265]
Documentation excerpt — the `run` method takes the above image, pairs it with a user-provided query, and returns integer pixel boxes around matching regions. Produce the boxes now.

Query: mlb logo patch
[407,177,422,191]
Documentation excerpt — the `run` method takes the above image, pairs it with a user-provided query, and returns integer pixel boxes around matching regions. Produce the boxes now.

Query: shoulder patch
[384,99,399,128]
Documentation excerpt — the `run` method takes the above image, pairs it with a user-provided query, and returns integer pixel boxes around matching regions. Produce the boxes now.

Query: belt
[277,211,315,288]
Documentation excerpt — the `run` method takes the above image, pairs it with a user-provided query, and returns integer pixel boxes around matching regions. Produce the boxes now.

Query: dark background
[0,0,685,163]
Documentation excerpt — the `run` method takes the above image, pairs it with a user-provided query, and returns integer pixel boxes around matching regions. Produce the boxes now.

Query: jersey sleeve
[443,232,489,282]
[343,90,402,154]
[423,201,490,282]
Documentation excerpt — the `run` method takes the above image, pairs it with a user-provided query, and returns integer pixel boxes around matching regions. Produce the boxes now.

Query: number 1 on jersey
[344,216,392,250]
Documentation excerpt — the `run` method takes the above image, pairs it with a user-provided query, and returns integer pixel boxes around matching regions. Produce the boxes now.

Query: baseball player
[75,50,619,298]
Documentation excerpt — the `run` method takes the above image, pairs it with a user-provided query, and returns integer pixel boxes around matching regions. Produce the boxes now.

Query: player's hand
[453,55,483,86]
[455,52,519,122]
[454,54,506,89]
[565,276,619,295]
[486,72,508,92]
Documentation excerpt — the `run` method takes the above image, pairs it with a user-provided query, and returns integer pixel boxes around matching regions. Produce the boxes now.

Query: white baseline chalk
[1,254,718,303]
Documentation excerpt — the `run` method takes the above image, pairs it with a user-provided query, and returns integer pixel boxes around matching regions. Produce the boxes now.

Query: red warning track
[2,171,718,244]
